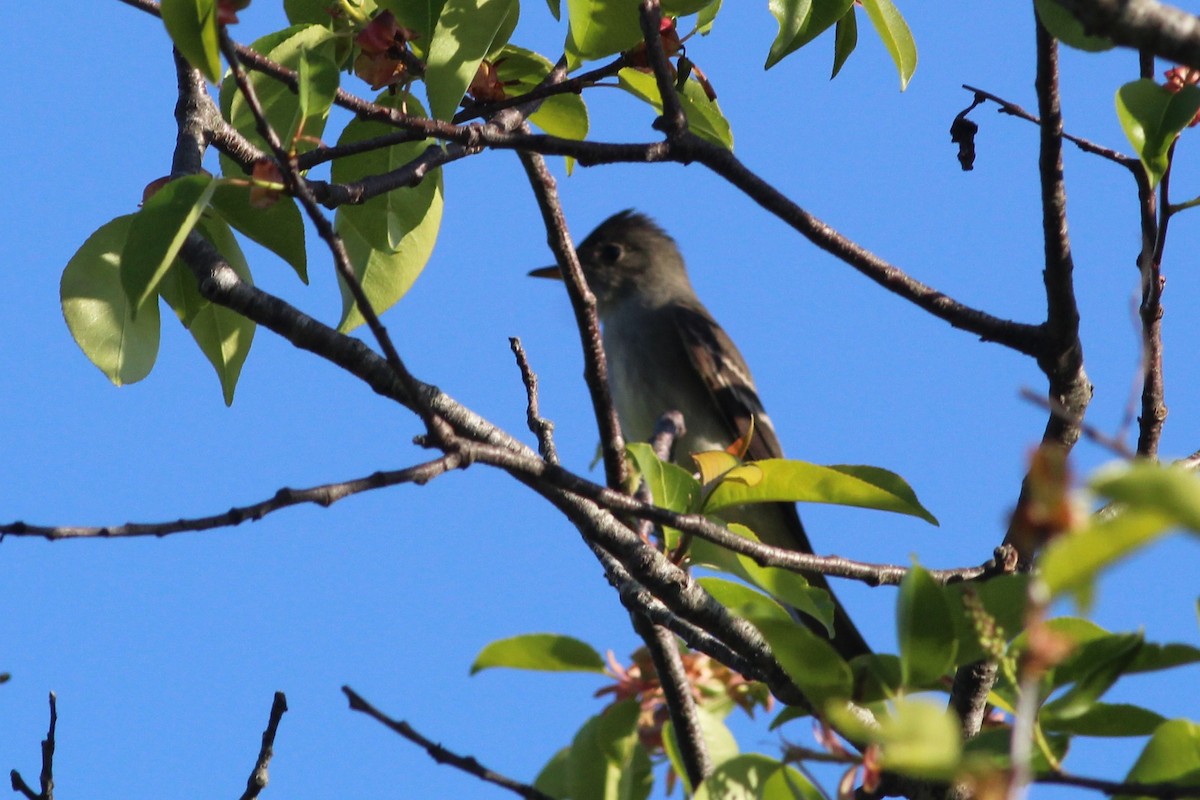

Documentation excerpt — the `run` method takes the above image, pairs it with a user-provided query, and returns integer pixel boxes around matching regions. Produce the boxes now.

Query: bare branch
[960,84,1138,168]
[238,692,288,800]
[638,0,687,137]
[631,615,713,787]
[1050,0,1200,68]
[518,147,629,489]
[9,692,56,800]
[342,687,558,800]
[0,457,460,541]
[509,337,559,464]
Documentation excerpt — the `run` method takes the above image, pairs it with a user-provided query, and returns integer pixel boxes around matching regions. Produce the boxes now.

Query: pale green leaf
[61,215,161,386]
[696,0,722,34]
[1034,0,1114,51]
[626,442,701,514]
[565,0,643,69]
[690,524,835,633]
[1040,508,1174,598]
[765,0,854,70]
[873,699,962,779]
[860,0,917,90]
[693,754,823,800]
[703,459,937,524]
[1116,79,1200,188]
[1117,719,1200,800]
[378,0,446,45]
[567,700,653,800]
[493,46,590,140]
[470,633,605,674]
[663,707,739,795]
[332,94,443,331]
[831,5,857,78]
[221,25,337,164]
[896,563,958,688]
[1042,702,1166,737]
[210,180,308,283]
[121,174,217,313]
[1093,460,1200,531]
[161,0,222,82]
[158,218,256,405]
[617,67,734,149]
[424,0,519,121]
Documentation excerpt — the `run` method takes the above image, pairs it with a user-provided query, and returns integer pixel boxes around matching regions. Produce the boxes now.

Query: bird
[534,210,870,660]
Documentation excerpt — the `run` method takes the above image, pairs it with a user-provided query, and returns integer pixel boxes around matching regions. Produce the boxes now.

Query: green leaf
[288,0,378,26]
[121,174,217,313]
[896,563,958,688]
[568,700,653,800]
[158,218,256,405]
[379,0,446,45]
[494,46,590,140]
[690,524,835,633]
[1042,702,1166,737]
[424,0,519,121]
[696,0,722,34]
[1118,719,1200,800]
[534,747,571,798]
[1043,632,1142,721]
[1040,507,1174,598]
[698,577,793,624]
[617,67,734,149]
[963,728,1069,773]
[221,25,337,164]
[1116,79,1200,188]
[565,0,643,68]
[860,0,917,90]
[545,0,562,21]
[765,0,854,71]
[830,698,961,779]
[758,617,854,704]
[694,754,823,800]
[626,442,701,514]
[944,574,1029,665]
[663,707,739,795]
[161,0,222,82]
[209,180,308,283]
[332,93,444,331]
[662,0,717,14]
[1093,460,1200,530]
[703,459,937,524]
[61,216,161,386]
[1034,0,1114,51]
[831,5,857,79]
[297,46,340,135]
[470,633,605,674]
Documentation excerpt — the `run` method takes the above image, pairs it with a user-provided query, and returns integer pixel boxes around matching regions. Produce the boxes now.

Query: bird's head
[531,210,692,314]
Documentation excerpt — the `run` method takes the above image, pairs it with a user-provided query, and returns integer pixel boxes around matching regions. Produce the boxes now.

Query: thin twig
[238,692,288,800]
[342,687,557,800]
[961,85,1138,169]
[638,0,687,137]
[0,457,460,540]
[1019,388,1134,459]
[517,147,629,489]
[509,337,558,464]
[9,692,56,800]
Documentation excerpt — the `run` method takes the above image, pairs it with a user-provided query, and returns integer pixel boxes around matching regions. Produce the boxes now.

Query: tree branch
[9,693,56,800]
[238,692,288,800]
[0,458,460,540]
[1050,0,1200,68]
[342,687,558,800]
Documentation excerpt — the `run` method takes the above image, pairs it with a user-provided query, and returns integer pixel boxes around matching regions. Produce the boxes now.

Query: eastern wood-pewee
[536,210,869,659]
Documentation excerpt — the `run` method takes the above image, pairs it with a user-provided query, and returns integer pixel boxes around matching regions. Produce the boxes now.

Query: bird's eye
[597,243,623,264]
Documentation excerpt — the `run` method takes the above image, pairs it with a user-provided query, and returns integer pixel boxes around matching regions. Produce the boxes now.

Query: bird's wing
[669,303,785,462]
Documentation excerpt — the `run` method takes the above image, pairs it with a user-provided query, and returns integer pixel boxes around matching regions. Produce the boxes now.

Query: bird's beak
[528,265,563,280]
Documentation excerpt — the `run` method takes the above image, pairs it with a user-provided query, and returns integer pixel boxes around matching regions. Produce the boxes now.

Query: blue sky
[2,2,1197,798]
